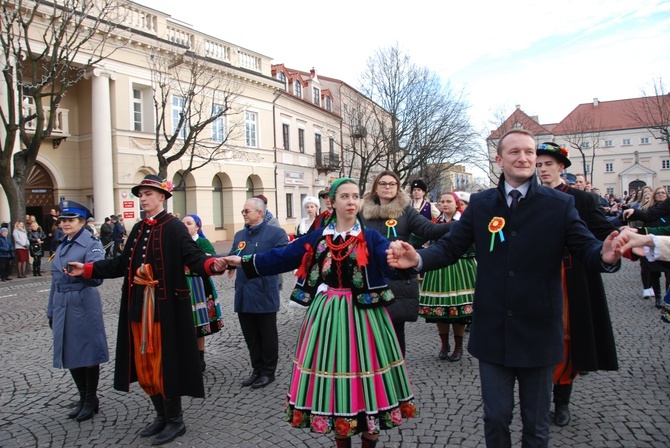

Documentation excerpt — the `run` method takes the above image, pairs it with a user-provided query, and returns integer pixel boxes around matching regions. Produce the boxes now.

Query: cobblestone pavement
[0,251,669,447]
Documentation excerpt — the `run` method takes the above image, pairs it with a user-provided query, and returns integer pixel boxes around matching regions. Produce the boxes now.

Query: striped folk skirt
[419,256,476,323]
[285,287,417,437]
[186,271,224,337]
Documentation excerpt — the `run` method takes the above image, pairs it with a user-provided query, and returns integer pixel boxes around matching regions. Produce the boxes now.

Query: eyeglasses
[378,181,398,188]
[655,191,667,195]
[241,209,259,215]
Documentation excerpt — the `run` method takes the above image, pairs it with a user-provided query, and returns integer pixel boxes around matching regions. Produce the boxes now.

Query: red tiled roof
[488,108,553,139]
[552,96,669,134]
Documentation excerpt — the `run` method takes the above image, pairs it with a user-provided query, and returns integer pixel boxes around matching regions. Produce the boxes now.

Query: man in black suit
[387,129,621,448]
[536,142,619,427]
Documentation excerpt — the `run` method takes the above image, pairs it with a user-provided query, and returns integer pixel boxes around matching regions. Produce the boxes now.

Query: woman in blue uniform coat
[47,200,107,422]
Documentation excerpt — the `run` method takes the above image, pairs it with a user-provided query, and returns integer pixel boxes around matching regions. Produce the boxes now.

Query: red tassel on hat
[355,232,369,268]
[295,243,314,278]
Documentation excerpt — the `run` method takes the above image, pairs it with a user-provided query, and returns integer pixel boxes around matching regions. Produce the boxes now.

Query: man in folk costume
[536,142,619,426]
[307,188,334,233]
[67,174,228,446]
[410,179,440,221]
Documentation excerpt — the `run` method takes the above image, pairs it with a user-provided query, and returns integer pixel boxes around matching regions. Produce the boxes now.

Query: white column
[87,68,116,221]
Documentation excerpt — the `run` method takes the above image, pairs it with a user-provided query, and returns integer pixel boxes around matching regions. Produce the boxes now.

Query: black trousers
[238,312,278,377]
[0,258,9,280]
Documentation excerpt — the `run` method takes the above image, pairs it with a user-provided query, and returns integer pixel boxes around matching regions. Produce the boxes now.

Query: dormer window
[277,72,287,91]
[313,87,320,106]
[325,96,331,112]
[294,80,302,98]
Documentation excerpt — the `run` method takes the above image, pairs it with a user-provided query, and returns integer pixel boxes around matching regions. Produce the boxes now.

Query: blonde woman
[13,221,30,278]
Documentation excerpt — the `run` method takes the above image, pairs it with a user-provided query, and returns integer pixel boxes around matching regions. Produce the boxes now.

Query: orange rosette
[385,219,398,238]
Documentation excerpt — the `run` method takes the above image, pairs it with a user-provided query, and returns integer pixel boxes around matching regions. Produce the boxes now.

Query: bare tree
[559,112,604,184]
[359,44,479,188]
[627,77,670,156]
[0,0,128,224]
[340,89,389,195]
[148,49,242,187]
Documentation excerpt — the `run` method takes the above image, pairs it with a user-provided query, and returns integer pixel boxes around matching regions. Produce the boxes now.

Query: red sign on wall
[123,212,135,219]
[123,201,134,208]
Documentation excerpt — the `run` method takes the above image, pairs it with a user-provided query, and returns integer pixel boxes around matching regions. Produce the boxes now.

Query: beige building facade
[6,1,386,240]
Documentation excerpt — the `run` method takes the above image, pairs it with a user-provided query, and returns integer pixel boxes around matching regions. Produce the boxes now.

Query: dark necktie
[509,189,522,211]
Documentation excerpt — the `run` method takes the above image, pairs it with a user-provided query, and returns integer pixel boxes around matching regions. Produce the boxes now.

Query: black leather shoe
[554,403,570,427]
[241,374,259,387]
[250,375,275,389]
[438,350,448,360]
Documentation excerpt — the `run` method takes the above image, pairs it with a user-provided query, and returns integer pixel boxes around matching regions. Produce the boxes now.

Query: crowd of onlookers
[0,209,135,281]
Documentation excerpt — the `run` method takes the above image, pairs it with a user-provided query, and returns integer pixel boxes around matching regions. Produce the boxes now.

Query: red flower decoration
[334,418,351,436]
[488,217,505,233]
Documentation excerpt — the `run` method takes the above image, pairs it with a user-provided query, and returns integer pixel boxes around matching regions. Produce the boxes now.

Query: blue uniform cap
[58,200,92,220]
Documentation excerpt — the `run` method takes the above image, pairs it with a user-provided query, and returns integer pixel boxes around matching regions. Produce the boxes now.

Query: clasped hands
[386,241,421,269]
[62,256,242,278]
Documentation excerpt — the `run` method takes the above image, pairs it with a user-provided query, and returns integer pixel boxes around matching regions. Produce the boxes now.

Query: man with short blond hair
[388,129,621,447]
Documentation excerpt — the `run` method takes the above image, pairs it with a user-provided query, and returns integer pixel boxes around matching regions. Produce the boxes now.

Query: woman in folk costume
[418,192,475,362]
[182,214,224,372]
[360,171,451,355]
[225,178,416,448]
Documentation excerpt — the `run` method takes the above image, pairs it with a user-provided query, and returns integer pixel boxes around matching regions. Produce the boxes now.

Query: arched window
[212,176,223,228]
[293,80,302,98]
[277,71,287,91]
[172,172,186,218]
[246,177,255,199]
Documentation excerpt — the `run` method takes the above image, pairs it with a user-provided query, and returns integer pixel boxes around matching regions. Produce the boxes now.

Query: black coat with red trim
[562,187,619,372]
[88,210,217,399]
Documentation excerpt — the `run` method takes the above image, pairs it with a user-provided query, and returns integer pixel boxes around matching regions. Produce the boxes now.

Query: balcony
[315,149,340,173]
[23,102,70,144]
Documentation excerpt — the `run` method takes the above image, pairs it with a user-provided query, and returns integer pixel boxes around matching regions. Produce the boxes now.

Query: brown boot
[335,437,352,448]
[438,333,450,360]
[447,335,463,362]
[361,434,379,448]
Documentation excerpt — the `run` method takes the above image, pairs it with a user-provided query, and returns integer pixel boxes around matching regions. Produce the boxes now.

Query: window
[325,96,331,112]
[172,96,186,138]
[582,142,591,149]
[212,104,225,142]
[133,89,142,131]
[300,194,307,217]
[245,111,257,147]
[585,164,591,174]
[282,124,290,150]
[172,173,186,218]
[286,193,294,218]
[663,160,670,169]
[315,134,322,154]
[641,137,650,144]
[246,177,254,199]
[131,84,152,133]
[277,72,287,91]
[294,80,302,98]
[605,162,614,172]
[298,128,305,153]
[212,176,223,228]
[329,137,335,155]
[604,140,613,147]
[622,138,631,146]
[607,187,614,195]
[313,87,320,106]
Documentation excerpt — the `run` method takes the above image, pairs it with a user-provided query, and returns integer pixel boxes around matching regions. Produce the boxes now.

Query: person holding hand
[66,174,228,446]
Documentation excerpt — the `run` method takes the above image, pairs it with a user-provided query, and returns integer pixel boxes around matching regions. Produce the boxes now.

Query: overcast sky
[138,0,670,173]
